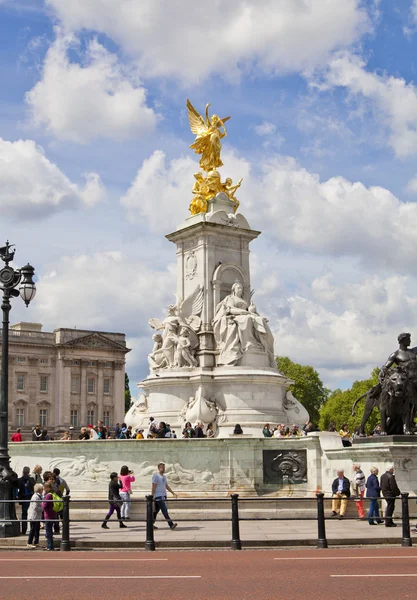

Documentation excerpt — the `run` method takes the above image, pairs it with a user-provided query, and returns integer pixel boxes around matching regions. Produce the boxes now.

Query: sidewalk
[0,518,410,549]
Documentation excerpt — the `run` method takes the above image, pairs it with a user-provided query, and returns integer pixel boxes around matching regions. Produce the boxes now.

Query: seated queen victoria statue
[213,282,275,367]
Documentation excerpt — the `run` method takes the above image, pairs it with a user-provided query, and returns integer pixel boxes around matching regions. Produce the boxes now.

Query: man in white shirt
[151,462,178,530]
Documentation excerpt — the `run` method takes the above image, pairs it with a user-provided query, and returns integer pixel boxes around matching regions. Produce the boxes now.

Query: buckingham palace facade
[1,322,129,438]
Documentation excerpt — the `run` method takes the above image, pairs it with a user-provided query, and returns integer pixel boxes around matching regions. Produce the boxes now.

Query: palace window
[71,360,80,366]
[87,409,95,424]
[71,376,80,393]
[87,378,96,393]
[16,408,24,427]
[70,410,79,428]
[16,357,26,363]
[16,375,25,391]
[40,375,48,392]
[40,359,48,364]
[103,411,111,428]
[103,379,111,394]
[104,362,112,368]
[87,361,95,366]
[39,409,48,427]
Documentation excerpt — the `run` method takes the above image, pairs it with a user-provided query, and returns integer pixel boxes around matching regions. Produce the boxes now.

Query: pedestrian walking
[330,468,350,519]
[17,467,35,535]
[101,472,127,529]
[152,462,178,530]
[366,467,382,525]
[352,463,366,519]
[27,483,44,548]
[41,481,56,551]
[380,464,401,527]
[119,465,135,520]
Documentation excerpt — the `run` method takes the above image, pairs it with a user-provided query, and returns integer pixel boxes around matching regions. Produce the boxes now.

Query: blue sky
[2,0,417,394]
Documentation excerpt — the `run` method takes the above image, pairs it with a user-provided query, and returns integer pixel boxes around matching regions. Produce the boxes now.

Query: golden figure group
[186,99,243,215]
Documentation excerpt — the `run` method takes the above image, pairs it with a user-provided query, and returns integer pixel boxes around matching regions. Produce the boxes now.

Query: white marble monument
[126,100,308,437]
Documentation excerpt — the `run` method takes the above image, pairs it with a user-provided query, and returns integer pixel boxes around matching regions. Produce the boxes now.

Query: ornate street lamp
[0,242,36,537]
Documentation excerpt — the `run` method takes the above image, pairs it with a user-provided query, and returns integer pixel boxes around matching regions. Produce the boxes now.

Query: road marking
[0,576,201,580]
[275,556,417,560]
[0,558,168,562]
[331,574,417,578]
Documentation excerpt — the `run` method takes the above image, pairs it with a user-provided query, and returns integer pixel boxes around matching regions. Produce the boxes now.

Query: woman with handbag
[102,472,127,529]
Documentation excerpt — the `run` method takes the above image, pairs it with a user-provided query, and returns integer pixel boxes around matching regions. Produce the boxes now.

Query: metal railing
[0,493,414,551]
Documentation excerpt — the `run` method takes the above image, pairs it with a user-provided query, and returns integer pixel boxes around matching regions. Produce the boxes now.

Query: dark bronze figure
[352,333,417,436]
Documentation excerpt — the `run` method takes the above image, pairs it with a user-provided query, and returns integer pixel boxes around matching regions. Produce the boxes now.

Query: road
[1,547,417,600]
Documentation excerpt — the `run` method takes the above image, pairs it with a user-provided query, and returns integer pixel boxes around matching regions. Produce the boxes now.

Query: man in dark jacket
[331,469,351,519]
[17,467,35,534]
[380,465,401,527]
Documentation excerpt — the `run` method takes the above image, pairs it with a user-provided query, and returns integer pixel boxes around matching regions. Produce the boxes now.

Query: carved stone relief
[263,450,307,485]
[185,251,197,280]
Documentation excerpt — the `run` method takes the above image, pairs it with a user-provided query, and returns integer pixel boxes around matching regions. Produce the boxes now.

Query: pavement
[0,516,411,549]
[1,547,417,600]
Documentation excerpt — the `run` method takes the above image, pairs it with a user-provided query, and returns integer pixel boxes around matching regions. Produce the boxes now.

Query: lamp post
[0,242,36,537]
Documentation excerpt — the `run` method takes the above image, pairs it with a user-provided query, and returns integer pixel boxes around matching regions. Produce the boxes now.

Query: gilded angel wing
[180,284,204,318]
[148,318,164,331]
[220,116,231,125]
[186,99,207,135]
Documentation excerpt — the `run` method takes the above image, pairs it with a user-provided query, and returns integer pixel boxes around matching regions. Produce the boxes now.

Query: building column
[113,361,125,424]
[97,361,104,422]
[80,360,87,425]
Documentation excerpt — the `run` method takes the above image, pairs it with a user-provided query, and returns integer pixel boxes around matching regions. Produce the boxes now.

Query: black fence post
[401,492,412,547]
[60,495,71,552]
[316,492,328,549]
[231,493,242,550]
[145,495,155,551]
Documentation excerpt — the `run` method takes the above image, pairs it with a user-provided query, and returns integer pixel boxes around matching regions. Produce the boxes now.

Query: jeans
[368,498,381,524]
[45,521,54,550]
[28,521,40,545]
[153,497,174,528]
[120,491,131,519]
[20,502,30,534]
[105,503,122,521]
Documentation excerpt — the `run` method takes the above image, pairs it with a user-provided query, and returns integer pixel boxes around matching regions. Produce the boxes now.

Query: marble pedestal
[137,366,308,437]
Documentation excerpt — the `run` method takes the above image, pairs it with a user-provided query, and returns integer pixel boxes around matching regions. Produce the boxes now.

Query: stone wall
[9,434,417,499]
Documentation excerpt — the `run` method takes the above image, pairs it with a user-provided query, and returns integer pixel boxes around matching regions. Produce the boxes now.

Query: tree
[124,373,132,414]
[319,368,380,434]
[276,356,329,424]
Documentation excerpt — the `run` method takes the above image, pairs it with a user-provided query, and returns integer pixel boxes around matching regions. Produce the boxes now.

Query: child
[41,481,56,551]
[102,472,127,529]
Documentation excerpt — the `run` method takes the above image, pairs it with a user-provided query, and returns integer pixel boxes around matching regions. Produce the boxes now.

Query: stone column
[97,361,104,421]
[80,360,88,425]
[113,361,125,424]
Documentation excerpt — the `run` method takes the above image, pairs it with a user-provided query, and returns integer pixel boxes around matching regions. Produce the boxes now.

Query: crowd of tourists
[16,464,69,550]
[262,421,319,437]
[330,463,409,528]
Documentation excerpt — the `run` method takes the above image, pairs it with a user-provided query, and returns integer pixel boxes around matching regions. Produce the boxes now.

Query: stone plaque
[263,449,307,485]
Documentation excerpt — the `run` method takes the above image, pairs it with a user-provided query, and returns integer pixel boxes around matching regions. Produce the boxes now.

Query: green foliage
[319,369,380,434]
[276,356,329,424]
[124,373,132,413]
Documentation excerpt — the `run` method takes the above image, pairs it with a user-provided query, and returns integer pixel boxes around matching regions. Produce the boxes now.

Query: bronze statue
[352,333,417,435]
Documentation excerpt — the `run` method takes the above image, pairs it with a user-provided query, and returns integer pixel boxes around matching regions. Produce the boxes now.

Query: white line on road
[0,576,201,580]
[0,558,168,562]
[331,574,417,578]
[274,556,417,560]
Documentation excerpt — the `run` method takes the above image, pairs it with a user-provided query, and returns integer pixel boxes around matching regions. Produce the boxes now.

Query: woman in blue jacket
[366,467,382,525]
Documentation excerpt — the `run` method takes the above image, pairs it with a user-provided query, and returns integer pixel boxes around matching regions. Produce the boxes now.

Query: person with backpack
[17,467,35,535]
[101,472,127,529]
[27,483,44,548]
[41,481,56,551]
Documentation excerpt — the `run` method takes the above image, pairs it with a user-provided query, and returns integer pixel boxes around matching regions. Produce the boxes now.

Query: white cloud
[255,121,276,136]
[126,148,417,271]
[406,174,417,195]
[26,32,157,143]
[0,137,105,218]
[45,0,370,84]
[319,52,417,157]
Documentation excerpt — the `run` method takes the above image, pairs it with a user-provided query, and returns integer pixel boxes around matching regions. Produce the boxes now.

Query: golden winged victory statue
[186,99,242,215]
